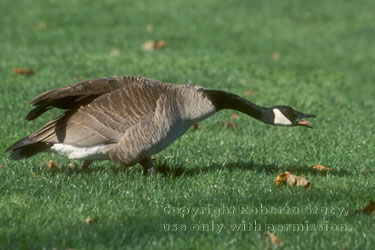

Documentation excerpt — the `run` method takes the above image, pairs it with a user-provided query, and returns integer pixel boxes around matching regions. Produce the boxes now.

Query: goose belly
[51,143,110,160]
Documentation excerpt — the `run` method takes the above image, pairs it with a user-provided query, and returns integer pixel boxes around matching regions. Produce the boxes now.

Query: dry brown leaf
[274,172,288,187]
[231,113,239,120]
[142,40,166,51]
[12,68,35,75]
[0,164,3,169]
[151,156,159,161]
[85,217,97,224]
[273,52,280,61]
[154,41,166,49]
[221,120,238,129]
[286,172,312,190]
[47,160,59,170]
[192,123,200,131]
[312,164,334,171]
[268,233,282,245]
[142,40,155,51]
[274,171,312,190]
[362,200,375,214]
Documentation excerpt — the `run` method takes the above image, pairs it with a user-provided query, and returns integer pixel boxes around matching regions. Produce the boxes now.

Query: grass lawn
[1,0,375,249]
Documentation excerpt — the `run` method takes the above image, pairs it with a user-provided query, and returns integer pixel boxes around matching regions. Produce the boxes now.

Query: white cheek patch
[273,109,292,126]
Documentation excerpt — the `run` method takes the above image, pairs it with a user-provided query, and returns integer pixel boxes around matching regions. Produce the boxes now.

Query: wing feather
[28,82,175,147]
[26,76,162,120]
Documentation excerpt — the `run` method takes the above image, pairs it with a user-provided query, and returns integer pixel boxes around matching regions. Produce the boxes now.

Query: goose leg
[81,160,93,171]
[139,157,156,175]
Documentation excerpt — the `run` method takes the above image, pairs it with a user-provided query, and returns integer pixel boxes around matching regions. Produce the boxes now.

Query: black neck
[204,89,272,124]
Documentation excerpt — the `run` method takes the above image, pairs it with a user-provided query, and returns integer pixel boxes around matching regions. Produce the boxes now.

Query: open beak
[296,113,315,128]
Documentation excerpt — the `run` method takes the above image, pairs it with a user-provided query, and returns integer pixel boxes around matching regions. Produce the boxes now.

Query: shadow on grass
[44,163,136,176]
[45,160,352,178]
[155,161,352,179]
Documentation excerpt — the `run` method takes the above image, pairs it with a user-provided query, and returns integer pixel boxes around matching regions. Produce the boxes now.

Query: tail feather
[5,136,51,160]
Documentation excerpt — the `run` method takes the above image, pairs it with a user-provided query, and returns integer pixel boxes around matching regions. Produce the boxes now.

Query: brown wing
[29,83,175,147]
[26,75,162,121]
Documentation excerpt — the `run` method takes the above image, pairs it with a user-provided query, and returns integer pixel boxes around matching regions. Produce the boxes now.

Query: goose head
[269,106,315,128]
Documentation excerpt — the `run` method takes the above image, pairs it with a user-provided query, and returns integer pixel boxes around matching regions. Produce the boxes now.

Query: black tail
[5,136,51,160]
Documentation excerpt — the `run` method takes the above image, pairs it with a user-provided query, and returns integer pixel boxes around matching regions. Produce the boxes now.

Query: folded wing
[26,75,161,120]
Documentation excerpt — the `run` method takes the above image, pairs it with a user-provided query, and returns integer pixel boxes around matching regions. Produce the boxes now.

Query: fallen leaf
[361,200,375,214]
[142,40,166,51]
[47,160,59,170]
[142,40,155,51]
[110,49,120,56]
[274,172,288,187]
[274,171,312,190]
[231,113,239,120]
[268,233,282,245]
[312,164,334,171]
[146,24,154,32]
[221,120,238,129]
[12,68,35,75]
[192,123,200,131]
[286,172,312,190]
[273,52,280,61]
[155,41,166,49]
[151,156,159,161]
[85,217,97,224]
[0,164,3,169]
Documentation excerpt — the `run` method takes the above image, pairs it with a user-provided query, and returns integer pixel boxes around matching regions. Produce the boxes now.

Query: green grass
[1,0,375,249]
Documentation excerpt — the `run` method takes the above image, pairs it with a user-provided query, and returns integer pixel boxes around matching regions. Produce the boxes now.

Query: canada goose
[6,76,315,174]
